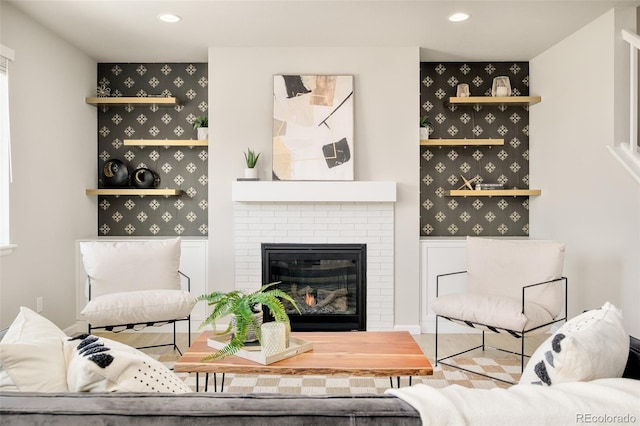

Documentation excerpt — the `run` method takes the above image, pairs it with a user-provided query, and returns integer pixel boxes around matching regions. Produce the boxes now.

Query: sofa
[1,304,639,425]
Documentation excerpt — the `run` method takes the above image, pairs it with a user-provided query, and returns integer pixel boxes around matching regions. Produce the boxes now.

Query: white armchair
[431,237,568,384]
[79,238,196,354]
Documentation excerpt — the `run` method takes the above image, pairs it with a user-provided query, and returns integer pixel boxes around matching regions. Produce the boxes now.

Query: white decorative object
[244,167,258,179]
[260,322,287,357]
[420,127,430,140]
[197,127,208,140]
[96,84,111,97]
[492,76,511,97]
[456,84,470,97]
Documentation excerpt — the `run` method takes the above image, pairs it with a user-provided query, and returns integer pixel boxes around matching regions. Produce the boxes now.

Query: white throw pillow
[81,289,196,327]
[519,302,628,385]
[66,334,191,393]
[79,238,181,298]
[0,307,68,392]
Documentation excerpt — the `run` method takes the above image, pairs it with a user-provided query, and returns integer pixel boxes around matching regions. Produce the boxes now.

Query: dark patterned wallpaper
[420,62,532,237]
[95,63,208,236]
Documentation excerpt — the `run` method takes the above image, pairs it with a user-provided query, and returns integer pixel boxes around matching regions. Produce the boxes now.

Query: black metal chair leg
[521,334,526,372]
[435,315,439,366]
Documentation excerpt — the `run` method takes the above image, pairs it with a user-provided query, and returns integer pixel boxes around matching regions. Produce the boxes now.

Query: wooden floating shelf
[420,138,504,146]
[448,96,541,106]
[448,189,542,197]
[124,139,208,147]
[85,188,182,196]
[85,97,178,107]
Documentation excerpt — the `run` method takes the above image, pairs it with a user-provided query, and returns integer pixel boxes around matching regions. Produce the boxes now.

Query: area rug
[155,352,521,394]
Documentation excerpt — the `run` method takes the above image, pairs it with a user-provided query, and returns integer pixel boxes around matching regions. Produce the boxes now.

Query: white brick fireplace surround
[232,181,397,330]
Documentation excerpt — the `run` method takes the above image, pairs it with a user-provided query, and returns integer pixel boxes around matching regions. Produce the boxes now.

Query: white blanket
[386,378,640,425]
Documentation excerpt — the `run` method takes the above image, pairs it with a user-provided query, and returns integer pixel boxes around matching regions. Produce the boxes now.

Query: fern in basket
[197,282,300,361]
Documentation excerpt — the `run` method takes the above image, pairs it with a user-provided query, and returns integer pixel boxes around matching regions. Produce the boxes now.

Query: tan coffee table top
[174,330,433,377]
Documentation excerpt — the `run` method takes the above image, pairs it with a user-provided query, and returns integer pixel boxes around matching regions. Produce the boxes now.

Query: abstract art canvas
[273,75,354,180]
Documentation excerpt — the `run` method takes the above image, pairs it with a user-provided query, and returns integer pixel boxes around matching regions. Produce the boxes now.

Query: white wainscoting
[419,238,469,334]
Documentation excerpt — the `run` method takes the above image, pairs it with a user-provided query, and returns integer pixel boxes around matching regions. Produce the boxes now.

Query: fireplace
[261,243,366,331]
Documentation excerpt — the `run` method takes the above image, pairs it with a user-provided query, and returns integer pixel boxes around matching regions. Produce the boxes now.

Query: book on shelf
[475,183,504,190]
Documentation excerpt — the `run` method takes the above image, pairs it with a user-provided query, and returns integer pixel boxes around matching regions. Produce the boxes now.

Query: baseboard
[65,322,85,336]
[393,324,422,335]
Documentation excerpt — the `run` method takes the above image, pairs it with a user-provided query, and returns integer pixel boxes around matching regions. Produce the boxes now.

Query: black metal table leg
[389,376,413,388]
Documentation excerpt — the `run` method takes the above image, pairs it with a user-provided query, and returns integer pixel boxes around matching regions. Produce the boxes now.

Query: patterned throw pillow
[519,302,628,385]
[66,334,191,393]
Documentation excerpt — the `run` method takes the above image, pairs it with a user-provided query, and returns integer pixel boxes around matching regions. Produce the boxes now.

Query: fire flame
[304,291,316,307]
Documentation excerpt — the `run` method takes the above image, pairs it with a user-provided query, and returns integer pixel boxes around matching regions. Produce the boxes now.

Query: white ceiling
[5,0,639,62]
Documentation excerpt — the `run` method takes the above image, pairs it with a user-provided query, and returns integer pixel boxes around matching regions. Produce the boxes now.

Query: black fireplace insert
[261,243,366,331]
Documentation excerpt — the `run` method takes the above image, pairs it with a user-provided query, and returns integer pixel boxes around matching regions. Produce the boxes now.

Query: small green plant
[197,282,300,360]
[193,116,208,129]
[244,148,261,168]
[420,115,433,129]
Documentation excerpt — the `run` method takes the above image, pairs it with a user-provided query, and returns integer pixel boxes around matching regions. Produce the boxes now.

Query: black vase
[131,168,157,189]
[102,159,128,187]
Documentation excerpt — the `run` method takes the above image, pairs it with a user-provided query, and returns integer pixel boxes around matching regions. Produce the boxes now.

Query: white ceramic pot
[420,127,430,140]
[197,127,208,140]
[244,167,258,179]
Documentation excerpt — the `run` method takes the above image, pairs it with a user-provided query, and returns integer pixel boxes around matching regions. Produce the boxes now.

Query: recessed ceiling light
[448,13,470,22]
[158,13,182,23]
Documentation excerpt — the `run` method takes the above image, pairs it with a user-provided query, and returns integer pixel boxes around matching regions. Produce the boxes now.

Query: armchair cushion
[519,302,628,385]
[81,290,196,327]
[80,238,182,299]
[432,293,553,333]
[466,237,565,317]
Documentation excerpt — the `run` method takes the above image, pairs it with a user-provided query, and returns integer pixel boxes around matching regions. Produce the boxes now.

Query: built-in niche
[94,63,208,237]
[420,62,533,237]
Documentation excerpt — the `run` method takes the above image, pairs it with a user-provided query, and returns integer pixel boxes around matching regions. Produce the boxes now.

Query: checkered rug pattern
[156,353,522,394]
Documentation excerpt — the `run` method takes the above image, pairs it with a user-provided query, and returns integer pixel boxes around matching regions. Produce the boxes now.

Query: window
[1,44,15,255]
[608,30,640,184]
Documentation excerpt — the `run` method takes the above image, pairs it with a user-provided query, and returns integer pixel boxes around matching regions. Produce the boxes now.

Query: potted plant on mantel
[193,116,208,140]
[197,282,300,360]
[243,147,261,179]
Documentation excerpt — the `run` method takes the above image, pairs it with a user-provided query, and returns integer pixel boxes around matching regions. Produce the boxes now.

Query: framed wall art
[273,75,354,180]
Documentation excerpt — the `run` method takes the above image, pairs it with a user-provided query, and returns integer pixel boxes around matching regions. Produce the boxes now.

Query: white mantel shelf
[232,181,397,203]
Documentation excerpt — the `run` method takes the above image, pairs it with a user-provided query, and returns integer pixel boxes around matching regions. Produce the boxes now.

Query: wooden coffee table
[174,330,433,391]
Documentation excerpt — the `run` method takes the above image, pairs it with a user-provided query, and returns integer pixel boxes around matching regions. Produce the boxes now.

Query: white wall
[530,8,640,335]
[208,47,421,330]
[0,3,96,329]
